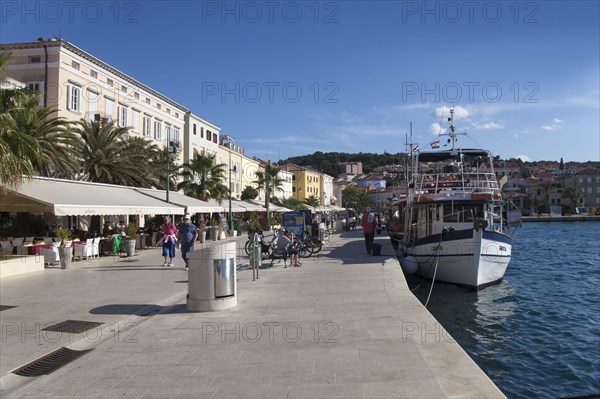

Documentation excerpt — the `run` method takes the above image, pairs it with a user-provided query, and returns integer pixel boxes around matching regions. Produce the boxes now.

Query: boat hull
[399,228,512,290]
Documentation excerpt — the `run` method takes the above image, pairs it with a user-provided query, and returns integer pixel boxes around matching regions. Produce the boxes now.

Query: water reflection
[405,272,517,349]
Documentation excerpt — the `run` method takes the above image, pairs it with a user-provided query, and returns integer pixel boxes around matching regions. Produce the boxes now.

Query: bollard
[249,233,261,281]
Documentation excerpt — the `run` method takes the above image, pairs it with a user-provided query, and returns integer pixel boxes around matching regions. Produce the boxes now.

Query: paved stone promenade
[1,230,505,398]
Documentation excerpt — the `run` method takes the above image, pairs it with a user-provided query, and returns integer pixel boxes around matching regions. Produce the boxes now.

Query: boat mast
[448,108,457,154]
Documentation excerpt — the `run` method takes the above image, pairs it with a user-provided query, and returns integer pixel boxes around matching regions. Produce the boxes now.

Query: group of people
[161,215,198,270]
[159,207,380,269]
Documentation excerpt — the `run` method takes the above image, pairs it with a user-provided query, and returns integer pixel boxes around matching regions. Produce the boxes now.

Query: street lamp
[226,137,236,232]
[165,130,177,204]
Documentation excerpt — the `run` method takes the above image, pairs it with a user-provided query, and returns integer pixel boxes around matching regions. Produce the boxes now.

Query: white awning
[232,200,264,212]
[134,188,224,213]
[204,198,246,213]
[244,200,291,212]
[0,177,185,216]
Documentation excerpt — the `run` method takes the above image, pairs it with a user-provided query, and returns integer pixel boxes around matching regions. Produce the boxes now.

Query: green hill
[279,151,406,178]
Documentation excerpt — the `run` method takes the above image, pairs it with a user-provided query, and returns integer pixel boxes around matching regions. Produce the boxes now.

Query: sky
[1,0,599,162]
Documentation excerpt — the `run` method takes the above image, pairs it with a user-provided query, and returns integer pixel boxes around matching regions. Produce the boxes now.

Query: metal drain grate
[0,305,17,311]
[42,320,104,334]
[13,347,93,377]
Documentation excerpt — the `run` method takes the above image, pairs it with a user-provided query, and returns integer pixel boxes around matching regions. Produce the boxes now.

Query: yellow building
[282,164,321,202]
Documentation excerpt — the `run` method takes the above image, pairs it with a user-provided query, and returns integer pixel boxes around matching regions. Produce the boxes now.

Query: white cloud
[541,117,564,131]
[472,121,504,130]
[432,105,471,120]
[517,155,530,162]
[429,122,446,136]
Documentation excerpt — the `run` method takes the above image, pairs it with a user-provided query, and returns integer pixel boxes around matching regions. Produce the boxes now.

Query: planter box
[0,255,45,278]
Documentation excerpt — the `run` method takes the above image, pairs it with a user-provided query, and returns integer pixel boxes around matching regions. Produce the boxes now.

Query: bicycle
[303,236,323,254]
[244,229,274,259]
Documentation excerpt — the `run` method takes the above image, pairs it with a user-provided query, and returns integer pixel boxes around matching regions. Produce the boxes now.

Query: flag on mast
[412,145,419,153]
[430,140,440,149]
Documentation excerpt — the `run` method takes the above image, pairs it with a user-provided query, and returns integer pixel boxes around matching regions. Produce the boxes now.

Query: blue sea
[406,222,600,399]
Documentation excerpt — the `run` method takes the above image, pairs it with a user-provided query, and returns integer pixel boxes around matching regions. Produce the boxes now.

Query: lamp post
[227,138,236,232]
[166,129,170,204]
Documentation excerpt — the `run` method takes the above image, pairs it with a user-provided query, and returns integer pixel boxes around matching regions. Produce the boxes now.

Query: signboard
[282,212,305,241]
[298,209,312,226]
[549,205,562,217]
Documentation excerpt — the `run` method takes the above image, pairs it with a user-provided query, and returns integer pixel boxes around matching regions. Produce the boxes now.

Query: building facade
[282,164,322,202]
[1,40,220,183]
[184,112,220,163]
[321,174,334,206]
[339,162,363,175]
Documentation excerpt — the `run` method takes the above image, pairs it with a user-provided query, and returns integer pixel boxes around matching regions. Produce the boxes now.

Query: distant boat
[393,109,521,290]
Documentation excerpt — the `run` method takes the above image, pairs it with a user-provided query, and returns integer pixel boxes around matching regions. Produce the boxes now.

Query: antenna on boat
[448,108,457,155]
[447,107,467,156]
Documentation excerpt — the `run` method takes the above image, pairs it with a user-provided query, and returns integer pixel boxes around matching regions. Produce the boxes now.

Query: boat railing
[414,172,500,198]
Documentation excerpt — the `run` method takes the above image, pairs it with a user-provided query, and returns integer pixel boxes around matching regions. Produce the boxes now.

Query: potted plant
[197,218,207,243]
[210,219,218,241]
[56,227,73,269]
[123,223,138,257]
[233,218,243,236]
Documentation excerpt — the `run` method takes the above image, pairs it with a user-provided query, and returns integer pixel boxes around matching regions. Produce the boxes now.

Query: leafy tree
[177,153,228,201]
[240,185,258,200]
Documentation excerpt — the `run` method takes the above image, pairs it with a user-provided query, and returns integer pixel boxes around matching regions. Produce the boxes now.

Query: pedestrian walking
[178,214,198,270]
[361,206,377,254]
[161,216,177,267]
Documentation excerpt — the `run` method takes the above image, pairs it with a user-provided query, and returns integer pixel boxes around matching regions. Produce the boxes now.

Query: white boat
[395,110,520,290]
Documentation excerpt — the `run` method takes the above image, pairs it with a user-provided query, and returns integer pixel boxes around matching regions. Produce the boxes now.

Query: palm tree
[11,106,77,178]
[0,52,41,189]
[240,185,259,201]
[72,119,155,187]
[144,141,178,190]
[254,163,284,223]
[562,185,582,214]
[304,195,320,208]
[177,153,228,201]
[529,197,542,216]
[278,197,306,211]
[537,182,559,214]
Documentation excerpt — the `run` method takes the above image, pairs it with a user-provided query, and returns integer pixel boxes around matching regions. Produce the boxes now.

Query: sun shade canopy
[134,188,224,213]
[0,177,185,216]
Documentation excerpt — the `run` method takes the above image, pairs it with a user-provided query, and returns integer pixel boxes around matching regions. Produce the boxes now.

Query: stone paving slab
[2,231,506,398]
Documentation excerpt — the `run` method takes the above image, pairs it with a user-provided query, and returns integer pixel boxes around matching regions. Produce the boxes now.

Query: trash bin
[214,258,235,297]
[372,243,382,256]
[187,241,237,312]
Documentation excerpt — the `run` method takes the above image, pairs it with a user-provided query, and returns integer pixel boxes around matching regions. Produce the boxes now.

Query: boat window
[443,203,457,222]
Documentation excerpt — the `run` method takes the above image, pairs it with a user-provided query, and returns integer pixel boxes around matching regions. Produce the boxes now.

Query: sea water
[407,222,600,399]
